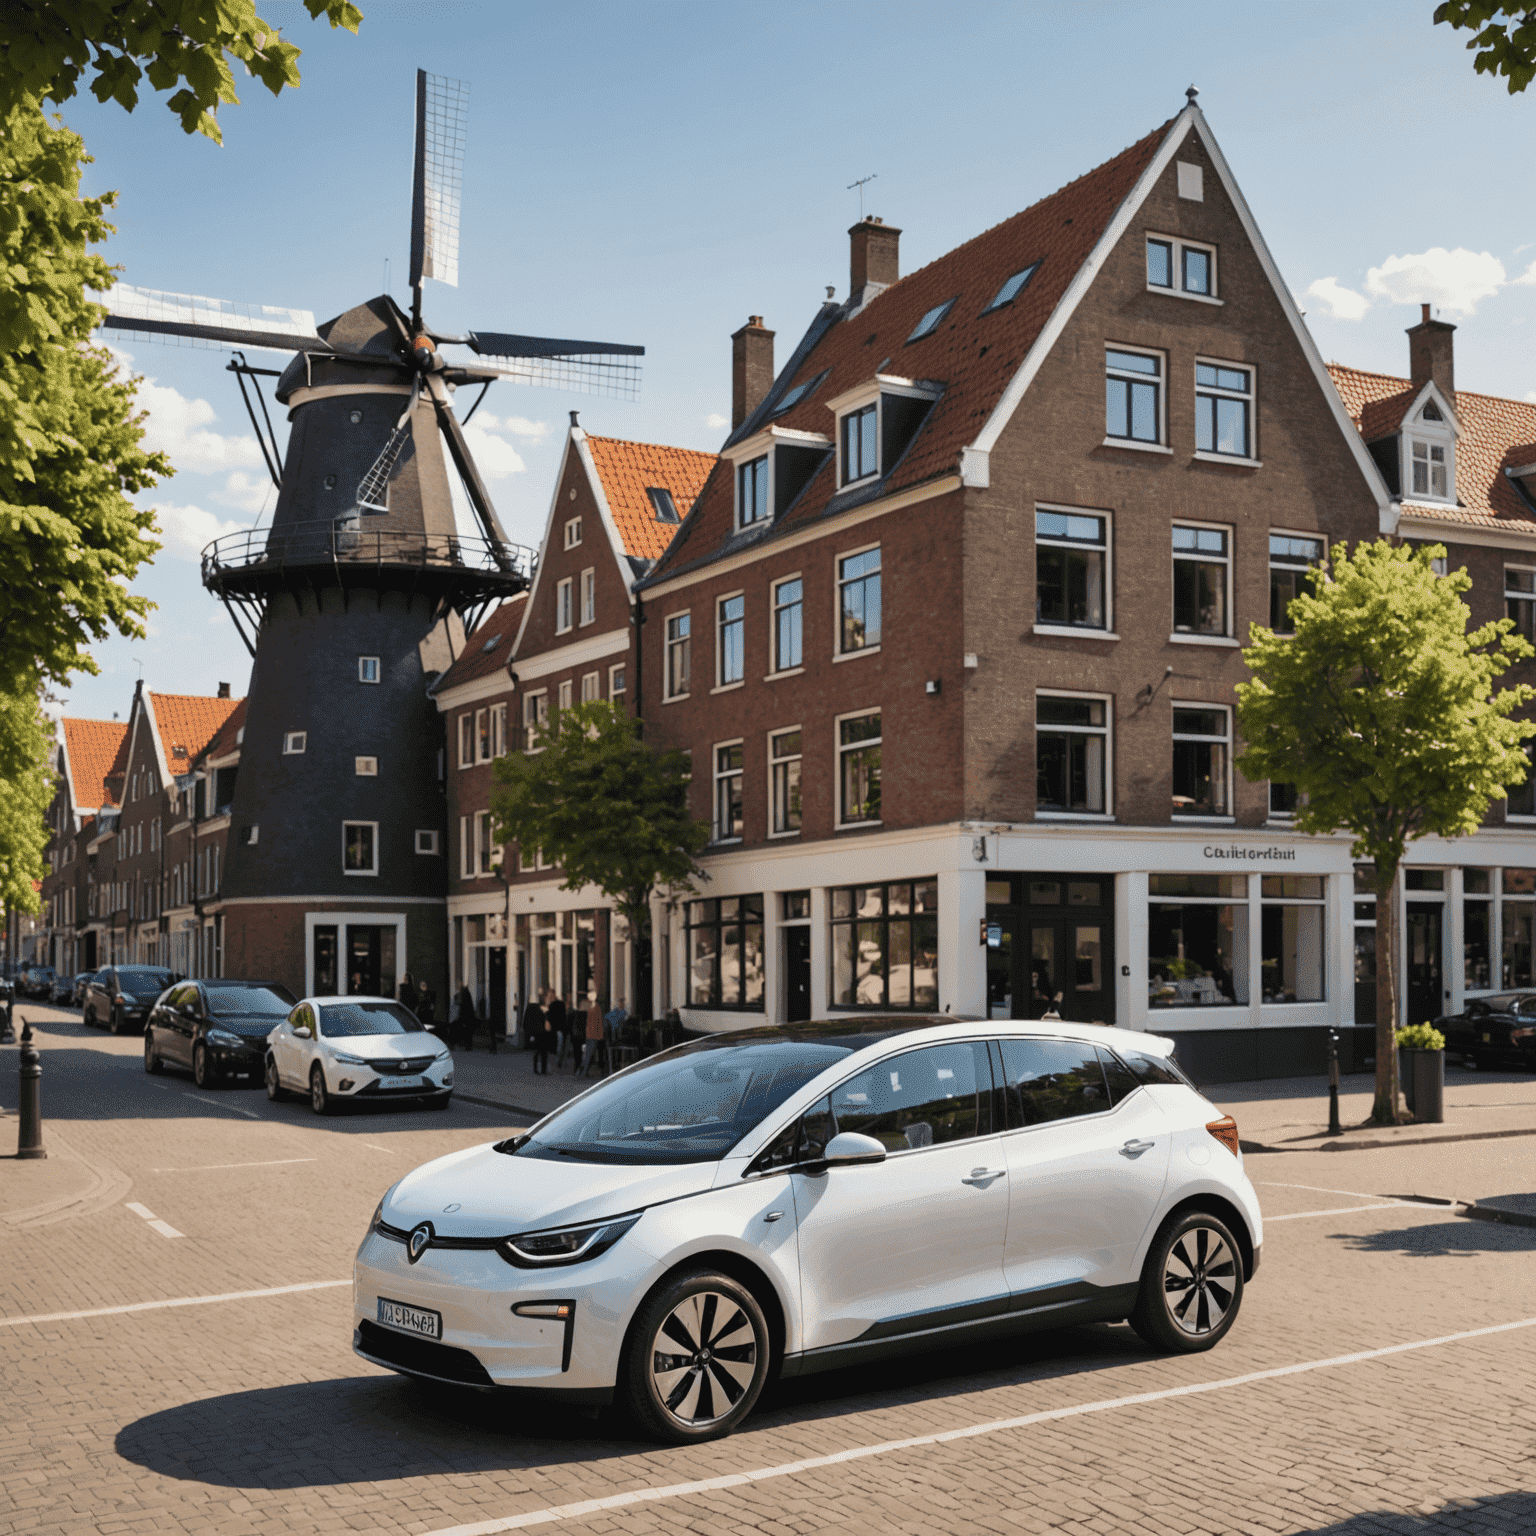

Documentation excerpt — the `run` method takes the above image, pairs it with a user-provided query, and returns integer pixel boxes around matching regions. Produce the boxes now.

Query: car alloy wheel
[1131,1209,1244,1353]
[144,1034,162,1074]
[310,1064,334,1115]
[624,1269,769,1443]
[193,1042,215,1090]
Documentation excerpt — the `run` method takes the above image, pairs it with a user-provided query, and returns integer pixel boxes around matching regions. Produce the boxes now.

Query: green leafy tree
[1236,540,1534,1124]
[0,690,52,915]
[0,0,363,143]
[491,702,710,1010]
[1434,2,1536,93]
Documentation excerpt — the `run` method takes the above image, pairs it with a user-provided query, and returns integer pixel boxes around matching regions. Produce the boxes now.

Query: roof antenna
[1186,84,1199,105]
[847,173,877,220]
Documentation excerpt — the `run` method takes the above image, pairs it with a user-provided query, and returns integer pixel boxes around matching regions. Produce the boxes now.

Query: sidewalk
[448,1034,592,1120]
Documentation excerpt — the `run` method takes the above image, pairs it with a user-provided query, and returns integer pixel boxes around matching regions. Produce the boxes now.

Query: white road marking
[1257,1180,1409,1202]
[151,1158,318,1172]
[1265,1203,1409,1222]
[182,1091,260,1119]
[147,1219,185,1238]
[423,1317,1536,1536]
[0,1278,350,1328]
[124,1202,156,1220]
[123,1201,183,1239]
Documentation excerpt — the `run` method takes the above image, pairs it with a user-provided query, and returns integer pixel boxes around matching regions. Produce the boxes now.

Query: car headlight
[369,1196,385,1231]
[433,1045,451,1060]
[206,1028,242,1047]
[497,1213,641,1268]
[115,993,129,1004]
[333,1051,367,1066]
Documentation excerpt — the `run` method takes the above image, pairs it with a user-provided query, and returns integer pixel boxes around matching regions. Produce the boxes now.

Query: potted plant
[1396,1022,1446,1123]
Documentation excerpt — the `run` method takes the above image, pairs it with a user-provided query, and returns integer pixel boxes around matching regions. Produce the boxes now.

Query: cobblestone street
[3,1006,1534,1536]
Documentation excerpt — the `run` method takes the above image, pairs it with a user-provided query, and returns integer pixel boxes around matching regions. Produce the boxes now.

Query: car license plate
[379,1074,422,1090]
[377,1298,441,1339]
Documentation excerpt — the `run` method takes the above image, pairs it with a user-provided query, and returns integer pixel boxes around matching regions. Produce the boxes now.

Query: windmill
[96,71,644,1000]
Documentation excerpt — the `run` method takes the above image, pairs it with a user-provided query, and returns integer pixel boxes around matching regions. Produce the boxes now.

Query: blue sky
[54,0,1536,720]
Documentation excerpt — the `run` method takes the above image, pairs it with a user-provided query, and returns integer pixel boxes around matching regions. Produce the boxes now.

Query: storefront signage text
[1201,844,1297,862]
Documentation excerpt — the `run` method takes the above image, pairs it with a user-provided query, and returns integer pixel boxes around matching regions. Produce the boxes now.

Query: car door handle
[763,1210,784,1223]
[1120,1138,1156,1156]
[962,1168,1006,1185]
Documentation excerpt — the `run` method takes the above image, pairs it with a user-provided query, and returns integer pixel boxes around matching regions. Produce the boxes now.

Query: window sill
[833,645,881,664]
[836,820,883,832]
[768,828,801,840]
[708,837,743,848]
[1168,633,1240,648]
[1172,815,1235,824]
[343,870,380,877]
[1032,624,1120,641]
[710,681,745,695]
[661,693,691,705]
[764,667,805,683]
[555,626,573,637]
[1101,437,1172,455]
[1036,811,1115,821]
[1148,286,1223,307]
[1505,815,1536,824]
[1193,451,1262,468]
[841,473,879,493]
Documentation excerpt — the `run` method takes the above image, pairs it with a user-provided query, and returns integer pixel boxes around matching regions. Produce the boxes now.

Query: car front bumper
[326,1059,454,1101]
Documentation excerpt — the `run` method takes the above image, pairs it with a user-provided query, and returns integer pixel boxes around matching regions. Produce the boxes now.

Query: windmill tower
[100,71,644,1000]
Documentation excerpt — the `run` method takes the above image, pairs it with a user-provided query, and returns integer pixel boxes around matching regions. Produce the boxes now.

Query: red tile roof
[650,117,1174,581]
[149,692,243,774]
[61,718,128,811]
[585,436,717,561]
[1328,363,1536,532]
[197,698,247,764]
[435,595,525,692]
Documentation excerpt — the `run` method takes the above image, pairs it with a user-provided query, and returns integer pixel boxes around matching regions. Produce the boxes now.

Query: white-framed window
[283,730,306,755]
[580,670,600,703]
[343,821,378,875]
[1269,782,1300,820]
[355,755,378,777]
[358,656,380,684]
[713,741,744,842]
[840,402,878,485]
[1270,533,1325,633]
[1148,872,1248,1008]
[564,516,582,549]
[1411,438,1450,499]
[1173,523,1231,637]
[1261,875,1327,1004]
[1507,567,1536,644]
[609,663,627,704]
[1036,691,1110,815]
[476,707,492,764]
[523,689,548,750]
[717,592,745,686]
[415,829,440,855]
[476,810,494,876]
[1506,746,1536,820]
[1146,234,1217,298]
[1035,508,1109,630]
[555,578,573,633]
[458,713,474,768]
[1105,347,1164,445]
[490,702,507,757]
[737,454,769,528]
[557,678,573,712]
[1172,704,1232,818]
[769,728,802,836]
[665,612,691,698]
[838,544,881,655]
[1195,359,1255,459]
[459,812,494,878]
[580,567,596,626]
[837,709,882,827]
[772,575,803,672]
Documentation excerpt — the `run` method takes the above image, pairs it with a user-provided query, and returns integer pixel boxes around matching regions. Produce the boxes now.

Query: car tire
[84,1006,96,1029]
[310,1064,335,1116]
[193,1042,217,1090]
[1130,1209,1245,1354]
[621,1267,771,1444]
[265,1055,290,1102]
[144,1034,162,1074]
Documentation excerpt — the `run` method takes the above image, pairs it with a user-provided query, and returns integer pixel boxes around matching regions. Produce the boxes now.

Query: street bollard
[1326,1026,1342,1139]
[0,986,13,1044]
[16,1020,47,1160]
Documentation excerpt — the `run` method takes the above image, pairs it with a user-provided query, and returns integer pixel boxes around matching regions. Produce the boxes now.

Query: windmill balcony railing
[200,520,537,586]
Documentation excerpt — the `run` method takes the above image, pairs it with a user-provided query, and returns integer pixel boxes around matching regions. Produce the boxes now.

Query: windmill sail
[463,330,645,400]
[409,70,469,295]
[99,284,321,353]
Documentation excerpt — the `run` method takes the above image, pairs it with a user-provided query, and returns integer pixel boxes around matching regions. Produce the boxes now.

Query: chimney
[731,315,775,429]
[849,216,901,296]
[217,682,231,699]
[1407,302,1456,403]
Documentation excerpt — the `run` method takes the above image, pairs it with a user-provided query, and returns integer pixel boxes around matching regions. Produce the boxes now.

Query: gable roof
[197,698,247,765]
[435,594,526,692]
[60,718,129,813]
[147,692,243,776]
[1328,363,1536,531]
[585,436,716,562]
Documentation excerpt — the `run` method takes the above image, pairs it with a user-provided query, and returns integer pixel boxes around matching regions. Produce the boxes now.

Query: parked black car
[82,966,179,1034]
[51,972,88,1006]
[21,965,57,1000]
[70,972,94,1005]
[145,978,298,1088]
[1435,993,1536,1069]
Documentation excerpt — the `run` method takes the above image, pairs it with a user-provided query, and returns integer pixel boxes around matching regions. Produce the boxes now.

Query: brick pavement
[1,1005,1533,1536]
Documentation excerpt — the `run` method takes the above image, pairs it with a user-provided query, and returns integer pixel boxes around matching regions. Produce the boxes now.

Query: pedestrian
[400,971,419,1020]
[580,993,605,1077]
[452,984,477,1051]
[548,990,569,1069]
[418,985,437,1028]
[525,990,550,1074]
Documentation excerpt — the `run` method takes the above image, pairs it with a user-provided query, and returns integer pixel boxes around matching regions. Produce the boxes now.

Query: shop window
[1173,525,1230,636]
[713,742,743,842]
[685,896,764,1009]
[838,711,882,825]
[1036,693,1109,814]
[1035,509,1107,629]
[1172,705,1230,817]
[1261,875,1326,1004]
[1270,533,1324,633]
[770,729,802,835]
[830,879,938,1009]
[1148,872,1248,1008]
[782,891,810,920]
[1502,867,1536,986]
[1465,877,1492,991]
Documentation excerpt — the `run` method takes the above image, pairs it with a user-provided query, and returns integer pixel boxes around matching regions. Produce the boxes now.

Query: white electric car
[352,1017,1261,1442]
[266,996,453,1113]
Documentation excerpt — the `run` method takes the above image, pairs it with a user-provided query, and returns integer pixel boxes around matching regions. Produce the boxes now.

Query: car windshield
[119,969,173,992]
[318,1001,416,1037]
[207,985,295,1018]
[516,1031,885,1165]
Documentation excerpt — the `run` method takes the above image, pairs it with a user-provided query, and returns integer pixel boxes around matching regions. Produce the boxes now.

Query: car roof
[303,995,404,1006]
[683,1015,1175,1056]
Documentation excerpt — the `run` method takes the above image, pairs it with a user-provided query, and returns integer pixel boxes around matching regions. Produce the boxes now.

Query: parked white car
[266,996,453,1114]
[352,1017,1261,1442]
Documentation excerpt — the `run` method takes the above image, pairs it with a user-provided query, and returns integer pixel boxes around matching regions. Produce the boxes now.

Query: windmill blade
[98,284,321,354]
[461,330,645,401]
[432,392,515,562]
[409,69,469,307]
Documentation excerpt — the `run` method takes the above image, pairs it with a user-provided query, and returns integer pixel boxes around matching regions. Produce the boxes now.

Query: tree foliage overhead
[0,0,363,143]
[491,702,710,950]
[0,689,52,914]
[1434,2,1536,93]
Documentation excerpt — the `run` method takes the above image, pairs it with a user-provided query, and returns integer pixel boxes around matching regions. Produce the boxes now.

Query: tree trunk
[1372,865,1403,1125]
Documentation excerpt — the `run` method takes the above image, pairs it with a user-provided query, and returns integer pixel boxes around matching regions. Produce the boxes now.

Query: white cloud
[472,412,549,440]
[1526,391,1536,405]
[219,470,273,514]
[1513,260,1536,288]
[150,501,246,559]
[1302,277,1370,321]
[705,412,729,430]
[1365,248,1507,316]
[104,342,265,474]
[461,421,527,480]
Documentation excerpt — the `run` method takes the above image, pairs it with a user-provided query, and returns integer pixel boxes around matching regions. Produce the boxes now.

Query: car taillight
[1205,1116,1240,1156]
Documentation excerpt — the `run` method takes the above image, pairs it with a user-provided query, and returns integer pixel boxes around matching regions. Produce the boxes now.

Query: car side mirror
[823,1131,887,1167]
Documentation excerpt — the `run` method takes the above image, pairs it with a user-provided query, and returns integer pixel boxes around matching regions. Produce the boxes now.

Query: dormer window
[984,263,1039,312]
[828,376,940,492]
[1411,439,1448,499]
[726,426,833,532]
[737,455,769,527]
[647,487,679,523]
[906,299,955,343]
[841,404,878,485]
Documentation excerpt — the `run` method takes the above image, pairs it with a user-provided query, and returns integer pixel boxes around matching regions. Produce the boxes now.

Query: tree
[1434,2,1536,93]
[490,702,710,1012]
[0,690,52,915]
[0,0,363,144]
[1236,540,1534,1124]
